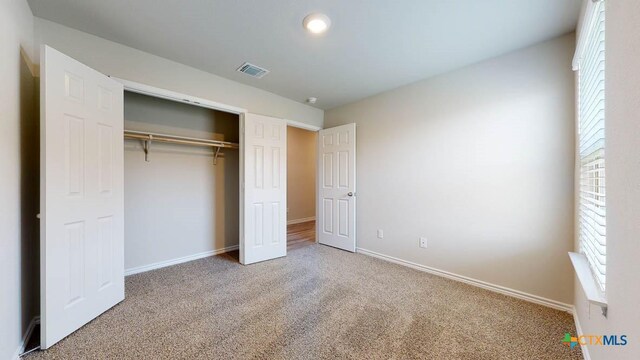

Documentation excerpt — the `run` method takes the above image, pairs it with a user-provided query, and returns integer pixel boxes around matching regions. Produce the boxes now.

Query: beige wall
[32,17,324,128]
[573,1,640,359]
[0,0,38,358]
[124,92,239,271]
[325,34,576,305]
[287,126,317,222]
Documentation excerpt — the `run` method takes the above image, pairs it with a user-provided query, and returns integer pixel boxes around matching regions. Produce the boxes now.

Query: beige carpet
[27,245,582,359]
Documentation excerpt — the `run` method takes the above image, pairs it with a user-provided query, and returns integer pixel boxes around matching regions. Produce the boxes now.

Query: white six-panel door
[40,46,124,349]
[240,113,287,264]
[317,123,356,252]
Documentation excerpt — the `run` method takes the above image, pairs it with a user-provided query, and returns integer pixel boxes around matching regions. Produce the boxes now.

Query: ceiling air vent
[236,62,269,79]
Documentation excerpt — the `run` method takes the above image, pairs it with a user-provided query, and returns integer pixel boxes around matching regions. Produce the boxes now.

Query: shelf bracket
[213,146,222,165]
[143,135,153,162]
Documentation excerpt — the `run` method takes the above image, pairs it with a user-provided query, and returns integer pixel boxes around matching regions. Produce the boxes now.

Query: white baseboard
[125,245,239,276]
[13,316,40,360]
[356,247,573,313]
[287,216,315,225]
[572,306,590,360]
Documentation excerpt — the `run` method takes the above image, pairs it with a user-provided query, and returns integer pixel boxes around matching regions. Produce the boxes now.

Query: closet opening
[123,91,240,274]
[286,125,318,251]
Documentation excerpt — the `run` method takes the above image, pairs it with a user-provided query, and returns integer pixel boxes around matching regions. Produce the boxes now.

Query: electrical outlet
[419,237,428,248]
[377,229,384,239]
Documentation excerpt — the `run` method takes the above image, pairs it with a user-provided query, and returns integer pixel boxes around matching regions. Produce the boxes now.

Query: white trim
[110,77,247,115]
[239,114,246,264]
[286,119,321,132]
[13,316,40,360]
[124,245,239,276]
[287,216,316,225]
[356,247,573,313]
[568,252,607,307]
[572,306,591,360]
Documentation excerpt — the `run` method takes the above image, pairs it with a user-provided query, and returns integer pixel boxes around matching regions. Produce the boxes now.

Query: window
[575,1,606,291]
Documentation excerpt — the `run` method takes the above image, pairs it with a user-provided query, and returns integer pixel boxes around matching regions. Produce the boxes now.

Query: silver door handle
[347,192,354,197]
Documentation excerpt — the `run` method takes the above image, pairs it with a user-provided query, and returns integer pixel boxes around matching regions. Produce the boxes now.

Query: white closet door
[40,45,124,349]
[240,113,287,264]
[317,123,356,252]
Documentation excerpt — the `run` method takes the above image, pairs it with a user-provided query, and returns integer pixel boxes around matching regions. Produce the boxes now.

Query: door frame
[287,119,322,132]
[110,77,247,115]
[282,121,322,245]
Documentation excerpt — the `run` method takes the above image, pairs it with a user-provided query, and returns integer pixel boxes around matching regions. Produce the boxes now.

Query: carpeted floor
[27,245,582,359]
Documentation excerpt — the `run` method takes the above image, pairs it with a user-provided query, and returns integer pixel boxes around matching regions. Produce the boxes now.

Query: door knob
[347,192,354,197]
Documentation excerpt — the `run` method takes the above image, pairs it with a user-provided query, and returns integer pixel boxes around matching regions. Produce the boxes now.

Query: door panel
[317,123,356,252]
[240,113,287,264]
[41,46,124,349]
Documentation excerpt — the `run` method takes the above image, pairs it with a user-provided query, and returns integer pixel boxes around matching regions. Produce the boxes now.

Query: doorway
[286,126,317,250]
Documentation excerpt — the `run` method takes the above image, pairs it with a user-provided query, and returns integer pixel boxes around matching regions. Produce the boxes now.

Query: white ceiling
[27,0,582,110]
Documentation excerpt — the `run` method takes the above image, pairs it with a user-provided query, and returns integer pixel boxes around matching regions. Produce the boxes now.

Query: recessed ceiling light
[303,13,331,34]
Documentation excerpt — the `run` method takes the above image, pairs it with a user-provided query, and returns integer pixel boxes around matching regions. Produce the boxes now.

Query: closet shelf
[124,129,238,164]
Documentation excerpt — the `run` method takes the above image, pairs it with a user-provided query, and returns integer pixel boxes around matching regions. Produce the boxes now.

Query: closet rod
[123,130,239,149]
[124,129,238,163]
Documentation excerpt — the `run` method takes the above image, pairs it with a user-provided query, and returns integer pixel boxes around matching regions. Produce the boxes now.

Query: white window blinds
[576,1,606,291]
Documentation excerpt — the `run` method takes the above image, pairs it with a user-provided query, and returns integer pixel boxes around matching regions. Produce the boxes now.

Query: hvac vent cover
[236,62,270,78]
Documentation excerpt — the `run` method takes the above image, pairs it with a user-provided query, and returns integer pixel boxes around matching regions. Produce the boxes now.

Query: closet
[122,91,240,274]
[40,46,289,348]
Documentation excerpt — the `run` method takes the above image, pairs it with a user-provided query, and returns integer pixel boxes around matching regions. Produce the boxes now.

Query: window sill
[568,252,608,316]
